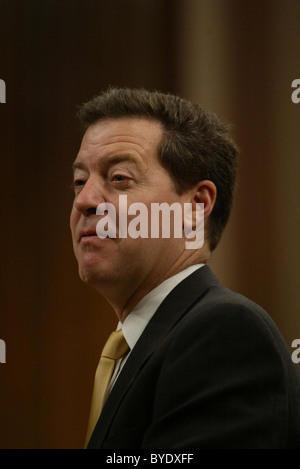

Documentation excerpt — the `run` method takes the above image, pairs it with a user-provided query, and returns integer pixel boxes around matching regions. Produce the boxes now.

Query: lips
[78,229,97,242]
[78,228,114,242]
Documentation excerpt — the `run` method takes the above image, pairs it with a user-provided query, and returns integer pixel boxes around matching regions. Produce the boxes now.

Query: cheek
[70,207,79,237]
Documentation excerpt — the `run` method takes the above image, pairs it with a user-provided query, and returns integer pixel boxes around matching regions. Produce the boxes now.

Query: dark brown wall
[176,0,300,348]
[0,0,179,449]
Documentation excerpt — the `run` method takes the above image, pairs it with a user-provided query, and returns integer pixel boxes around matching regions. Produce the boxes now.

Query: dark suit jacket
[87,266,300,449]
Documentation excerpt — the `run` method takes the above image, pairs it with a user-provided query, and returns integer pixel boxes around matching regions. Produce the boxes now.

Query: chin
[78,262,116,289]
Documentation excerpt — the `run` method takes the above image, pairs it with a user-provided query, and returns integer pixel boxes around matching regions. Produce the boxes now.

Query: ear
[182,180,217,250]
[192,180,217,221]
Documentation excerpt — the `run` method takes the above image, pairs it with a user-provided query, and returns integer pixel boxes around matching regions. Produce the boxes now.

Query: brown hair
[77,87,239,250]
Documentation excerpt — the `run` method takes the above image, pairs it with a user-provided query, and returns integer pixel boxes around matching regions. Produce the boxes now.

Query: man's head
[76,87,239,251]
[70,88,238,317]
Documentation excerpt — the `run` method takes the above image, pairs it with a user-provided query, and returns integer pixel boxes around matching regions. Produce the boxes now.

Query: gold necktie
[85,330,129,447]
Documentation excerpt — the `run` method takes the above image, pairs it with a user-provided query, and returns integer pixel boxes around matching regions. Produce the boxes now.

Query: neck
[103,244,211,323]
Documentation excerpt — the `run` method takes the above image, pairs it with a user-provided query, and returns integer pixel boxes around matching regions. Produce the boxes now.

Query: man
[70,87,300,449]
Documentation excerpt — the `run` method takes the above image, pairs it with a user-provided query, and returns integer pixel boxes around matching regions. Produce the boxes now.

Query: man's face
[70,118,189,304]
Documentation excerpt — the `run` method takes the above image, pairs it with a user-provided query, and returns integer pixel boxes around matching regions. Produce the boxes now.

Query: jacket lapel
[87,265,219,448]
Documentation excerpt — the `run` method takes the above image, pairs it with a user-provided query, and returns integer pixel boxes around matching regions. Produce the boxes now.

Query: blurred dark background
[0,0,299,449]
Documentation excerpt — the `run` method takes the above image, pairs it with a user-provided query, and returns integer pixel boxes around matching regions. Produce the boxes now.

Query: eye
[110,172,132,189]
[112,174,127,182]
[72,179,86,192]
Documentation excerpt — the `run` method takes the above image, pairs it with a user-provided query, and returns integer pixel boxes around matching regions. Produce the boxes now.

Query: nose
[73,177,105,216]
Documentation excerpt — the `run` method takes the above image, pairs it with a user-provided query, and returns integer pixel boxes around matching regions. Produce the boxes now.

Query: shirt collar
[117,264,204,351]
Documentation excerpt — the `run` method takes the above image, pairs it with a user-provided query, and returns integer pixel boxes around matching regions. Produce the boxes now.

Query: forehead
[74,118,164,168]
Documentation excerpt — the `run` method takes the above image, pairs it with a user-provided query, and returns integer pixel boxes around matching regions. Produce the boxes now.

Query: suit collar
[87,264,219,448]
[121,264,205,351]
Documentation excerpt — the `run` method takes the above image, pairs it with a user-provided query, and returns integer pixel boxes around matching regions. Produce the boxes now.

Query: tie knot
[101,330,129,360]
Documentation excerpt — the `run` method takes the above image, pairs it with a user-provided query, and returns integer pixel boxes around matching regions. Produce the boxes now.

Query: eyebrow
[72,154,145,173]
[72,161,86,172]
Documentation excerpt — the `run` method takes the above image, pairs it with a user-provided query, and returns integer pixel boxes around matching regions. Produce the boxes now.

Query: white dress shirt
[104,264,204,401]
